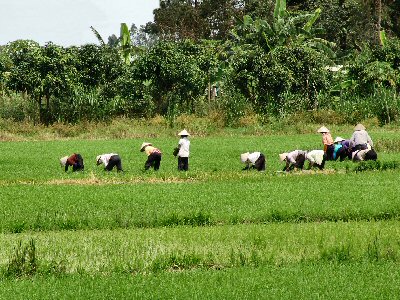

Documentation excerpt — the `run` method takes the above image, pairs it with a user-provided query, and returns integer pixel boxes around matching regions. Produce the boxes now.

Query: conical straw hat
[279,153,288,162]
[317,126,330,133]
[240,152,249,163]
[334,136,345,143]
[354,123,366,131]
[60,156,68,166]
[178,129,190,136]
[140,142,152,151]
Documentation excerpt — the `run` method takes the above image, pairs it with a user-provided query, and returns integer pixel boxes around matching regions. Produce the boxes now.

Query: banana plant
[120,23,132,65]
[90,26,106,46]
[90,23,139,65]
[231,0,334,57]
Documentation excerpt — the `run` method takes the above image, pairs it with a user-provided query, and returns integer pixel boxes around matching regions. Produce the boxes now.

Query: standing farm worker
[140,142,162,171]
[60,153,84,172]
[350,123,374,152]
[306,150,326,170]
[332,137,348,161]
[96,153,123,172]
[240,152,266,171]
[173,129,190,171]
[317,126,334,160]
[279,150,307,172]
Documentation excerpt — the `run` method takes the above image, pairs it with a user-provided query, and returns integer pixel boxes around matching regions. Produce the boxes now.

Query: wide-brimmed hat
[240,152,250,163]
[354,123,366,131]
[334,137,345,143]
[279,153,288,162]
[60,156,68,167]
[178,129,190,136]
[140,142,152,151]
[317,126,330,133]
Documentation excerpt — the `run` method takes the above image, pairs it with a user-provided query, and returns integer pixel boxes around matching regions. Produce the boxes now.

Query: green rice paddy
[0,130,399,298]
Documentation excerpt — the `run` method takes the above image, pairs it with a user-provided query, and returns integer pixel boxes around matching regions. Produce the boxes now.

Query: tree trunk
[375,0,382,46]
[37,96,44,124]
[45,94,50,125]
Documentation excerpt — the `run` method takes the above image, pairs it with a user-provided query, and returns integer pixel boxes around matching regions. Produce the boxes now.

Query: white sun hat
[334,137,345,143]
[60,156,68,167]
[240,152,250,163]
[279,153,288,162]
[140,142,152,151]
[178,129,190,136]
[317,126,330,133]
[354,123,366,131]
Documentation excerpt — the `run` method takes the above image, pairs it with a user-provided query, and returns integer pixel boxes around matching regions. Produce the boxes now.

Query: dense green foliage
[1,0,400,125]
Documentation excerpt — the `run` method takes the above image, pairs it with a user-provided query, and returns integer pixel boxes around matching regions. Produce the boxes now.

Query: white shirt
[98,153,118,167]
[178,137,190,157]
[247,152,261,164]
[306,150,324,165]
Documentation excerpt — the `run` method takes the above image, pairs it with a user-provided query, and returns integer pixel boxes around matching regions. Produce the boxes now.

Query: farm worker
[96,153,123,172]
[140,142,162,171]
[352,143,378,162]
[350,123,374,152]
[337,137,352,159]
[60,153,84,172]
[332,137,348,161]
[306,150,326,170]
[317,126,334,160]
[240,152,266,171]
[279,150,307,172]
[173,129,190,171]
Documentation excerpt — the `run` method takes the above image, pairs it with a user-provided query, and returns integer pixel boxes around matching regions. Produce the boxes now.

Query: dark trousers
[73,154,84,171]
[284,154,306,171]
[353,144,368,151]
[335,147,347,162]
[106,155,123,172]
[145,152,162,170]
[254,154,266,171]
[178,156,189,171]
[325,144,335,161]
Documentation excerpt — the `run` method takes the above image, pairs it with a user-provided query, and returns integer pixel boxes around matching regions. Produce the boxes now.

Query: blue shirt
[333,144,343,160]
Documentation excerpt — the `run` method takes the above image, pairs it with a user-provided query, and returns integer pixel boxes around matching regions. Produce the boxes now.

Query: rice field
[0,129,399,298]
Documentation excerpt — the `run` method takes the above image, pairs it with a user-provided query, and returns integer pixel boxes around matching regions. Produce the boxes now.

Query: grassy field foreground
[1,263,400,299]
[0,128,399,298]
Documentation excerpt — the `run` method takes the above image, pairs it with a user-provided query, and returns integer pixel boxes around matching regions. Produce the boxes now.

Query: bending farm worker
[279,150,307,172]
[333,137,348,161]
[140,142,162,171]
[352,144,378,162]
[174,129,190,171]
[335,136,352,160]
[240,151,266,171]
[96,153,123,172]
[306,150,326,170]
[60,153,84,172]
[317,126,334,160]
